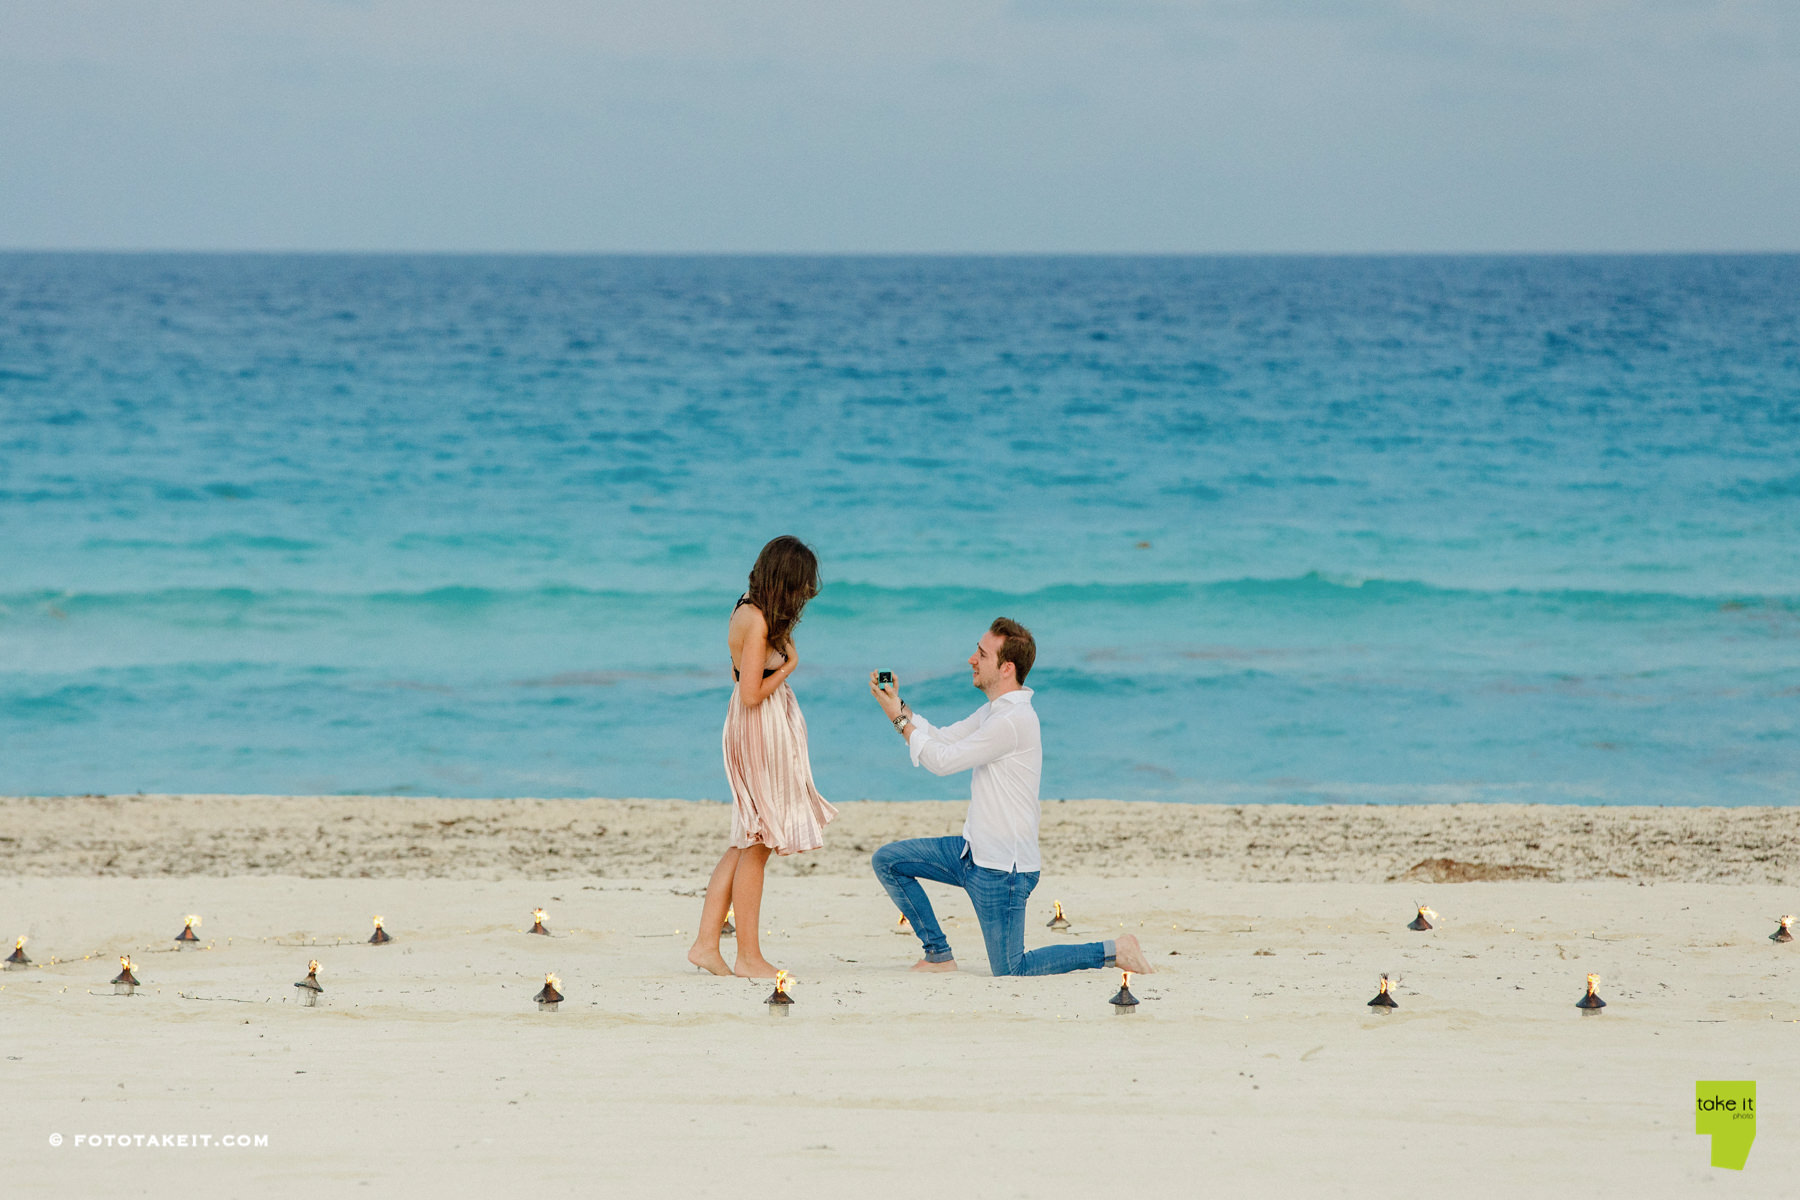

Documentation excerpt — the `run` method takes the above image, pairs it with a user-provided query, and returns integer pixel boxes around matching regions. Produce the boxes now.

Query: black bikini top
[732,595,782,681]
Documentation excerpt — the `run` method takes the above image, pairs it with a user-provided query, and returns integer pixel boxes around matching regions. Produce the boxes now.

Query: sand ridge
[2,794,1793,884]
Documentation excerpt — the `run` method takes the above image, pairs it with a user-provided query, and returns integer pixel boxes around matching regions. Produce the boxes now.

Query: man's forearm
[910,716,1017,776]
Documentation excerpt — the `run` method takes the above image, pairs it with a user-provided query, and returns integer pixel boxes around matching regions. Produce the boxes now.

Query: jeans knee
[870,842,899,878]
[988,954,1025,978]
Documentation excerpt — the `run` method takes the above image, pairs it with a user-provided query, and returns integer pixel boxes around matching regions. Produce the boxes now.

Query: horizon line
[4,247,1798,259]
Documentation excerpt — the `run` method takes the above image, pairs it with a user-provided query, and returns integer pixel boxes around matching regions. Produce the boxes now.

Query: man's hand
[868,671,904,720]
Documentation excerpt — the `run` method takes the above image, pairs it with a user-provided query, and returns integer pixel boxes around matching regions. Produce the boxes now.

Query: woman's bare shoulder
[730,599,768,632]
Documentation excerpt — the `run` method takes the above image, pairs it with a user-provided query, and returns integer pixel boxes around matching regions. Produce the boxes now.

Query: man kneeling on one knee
[869,617,1153,977]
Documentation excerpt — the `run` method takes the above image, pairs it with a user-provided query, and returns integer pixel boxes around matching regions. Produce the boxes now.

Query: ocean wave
[821,574,1800,613]
[79,533,322,553]
[2,573,1796,620]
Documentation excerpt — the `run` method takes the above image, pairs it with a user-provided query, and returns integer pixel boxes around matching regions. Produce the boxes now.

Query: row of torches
[8,906,1795,1015]
[8,907,828,1012]
[1361,905,1794,1013]
[5,909,569,1010]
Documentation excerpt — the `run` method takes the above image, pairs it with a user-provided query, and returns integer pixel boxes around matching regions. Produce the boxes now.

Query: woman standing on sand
[687,535,837,978]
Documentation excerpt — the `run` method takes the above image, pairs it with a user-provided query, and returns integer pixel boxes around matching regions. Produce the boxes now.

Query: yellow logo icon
[1695,1081,1755,1170]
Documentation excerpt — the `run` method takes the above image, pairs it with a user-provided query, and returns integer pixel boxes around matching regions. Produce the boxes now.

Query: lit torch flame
[308,959,320,974]
[1378,973,1392,996]
[184,914,201,930]
[533,908,546,923]
[1053,901,1065,921]
[727,906,735,924]
[119,955,133,971]
[372,916,383,930]
[774,970,791,996]
[13,936,24,950]
[1586,973,1600,996]
[1417,906,1436,920]
[545,972,560,990]
[1108,968,1140,1011]
[1780,915,1795,931]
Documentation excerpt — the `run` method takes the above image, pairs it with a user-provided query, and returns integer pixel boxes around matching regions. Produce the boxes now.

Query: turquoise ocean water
[1,254,1796,804]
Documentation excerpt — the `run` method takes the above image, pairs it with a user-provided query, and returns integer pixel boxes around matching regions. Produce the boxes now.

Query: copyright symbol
[49,1133,62,1147]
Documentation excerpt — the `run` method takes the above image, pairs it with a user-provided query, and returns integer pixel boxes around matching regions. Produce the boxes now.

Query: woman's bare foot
[733,957,781,979]
[1113,934,1154,974]
[687,945,732,976]
[910,958,957,973]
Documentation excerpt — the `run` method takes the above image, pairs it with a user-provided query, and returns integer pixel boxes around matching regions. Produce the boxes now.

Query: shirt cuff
[905,721,931,766]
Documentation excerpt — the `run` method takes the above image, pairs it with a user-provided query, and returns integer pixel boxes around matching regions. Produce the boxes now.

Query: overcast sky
[2,0,1796,253]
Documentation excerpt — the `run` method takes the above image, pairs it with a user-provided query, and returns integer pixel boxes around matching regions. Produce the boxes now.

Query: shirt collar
[990,688,1033,707]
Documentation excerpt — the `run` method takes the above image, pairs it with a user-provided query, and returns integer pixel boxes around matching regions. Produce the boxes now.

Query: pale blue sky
[2,0,1796,252]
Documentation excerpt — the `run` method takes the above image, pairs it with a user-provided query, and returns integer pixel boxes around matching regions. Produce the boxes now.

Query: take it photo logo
[1695,1081,1756,1170]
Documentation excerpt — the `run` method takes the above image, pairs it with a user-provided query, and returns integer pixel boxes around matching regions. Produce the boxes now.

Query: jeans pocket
[968,866,1009,906]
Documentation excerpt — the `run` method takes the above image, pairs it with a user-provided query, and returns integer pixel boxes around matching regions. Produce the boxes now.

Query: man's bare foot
[910,958,957,973]
[687,945,731,976]
[1113,933,1154,975]
[733,957,781,979]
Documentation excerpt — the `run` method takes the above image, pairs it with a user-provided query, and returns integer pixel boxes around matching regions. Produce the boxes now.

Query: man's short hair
[988,617,1035,684]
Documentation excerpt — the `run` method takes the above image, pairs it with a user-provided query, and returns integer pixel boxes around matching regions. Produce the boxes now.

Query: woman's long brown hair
[745,535,819,654]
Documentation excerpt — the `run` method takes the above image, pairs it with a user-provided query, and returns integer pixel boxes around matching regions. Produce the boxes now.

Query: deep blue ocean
[2,254,1796,804]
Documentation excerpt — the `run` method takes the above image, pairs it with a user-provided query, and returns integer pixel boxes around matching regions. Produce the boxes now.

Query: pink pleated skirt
[722,681,836,855]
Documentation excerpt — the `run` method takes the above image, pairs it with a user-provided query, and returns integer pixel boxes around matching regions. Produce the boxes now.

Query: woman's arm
[733,606,797,709]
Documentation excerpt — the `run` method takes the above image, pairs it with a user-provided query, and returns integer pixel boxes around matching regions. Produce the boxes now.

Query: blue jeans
[871,836,1114,976]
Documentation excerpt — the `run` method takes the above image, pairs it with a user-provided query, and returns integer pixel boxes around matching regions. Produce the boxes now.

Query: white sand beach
[2,796,1796,1196]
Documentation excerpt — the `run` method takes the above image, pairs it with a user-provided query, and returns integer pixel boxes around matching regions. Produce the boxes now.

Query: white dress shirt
[906,688,1042,872]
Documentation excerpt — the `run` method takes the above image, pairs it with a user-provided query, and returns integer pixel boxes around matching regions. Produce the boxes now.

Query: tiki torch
[766,970,794,1015]
[294,961,323,1007]
[1109,970,1139,1013]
